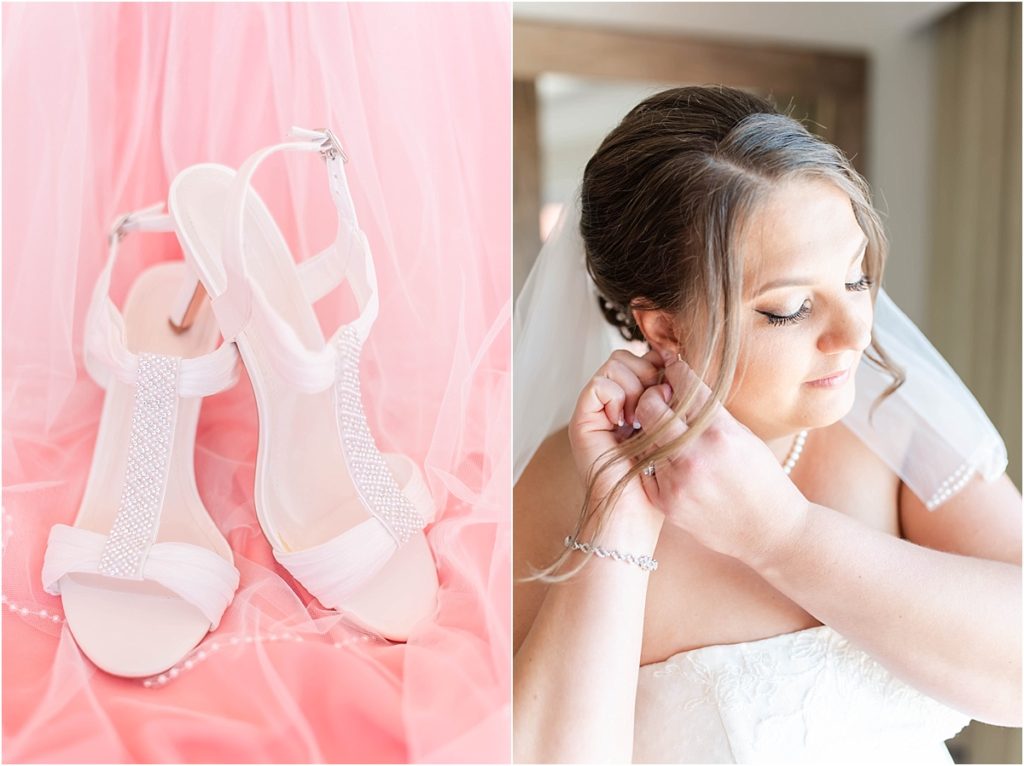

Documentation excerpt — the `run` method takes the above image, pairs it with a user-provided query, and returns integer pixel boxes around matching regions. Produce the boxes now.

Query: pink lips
[806,368,850,387]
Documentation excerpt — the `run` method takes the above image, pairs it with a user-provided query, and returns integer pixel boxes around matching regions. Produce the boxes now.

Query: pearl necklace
[782,430,808,475]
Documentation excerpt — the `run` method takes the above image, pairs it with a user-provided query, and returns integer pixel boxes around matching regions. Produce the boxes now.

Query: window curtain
[929,1,1021,496]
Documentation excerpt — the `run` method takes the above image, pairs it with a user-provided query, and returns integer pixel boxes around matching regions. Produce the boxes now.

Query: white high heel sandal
[167,128,438,642]
[41,206,241,678]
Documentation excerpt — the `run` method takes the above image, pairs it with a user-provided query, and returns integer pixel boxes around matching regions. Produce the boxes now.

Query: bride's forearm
[747,502,1021,726]
[513,506,663,763]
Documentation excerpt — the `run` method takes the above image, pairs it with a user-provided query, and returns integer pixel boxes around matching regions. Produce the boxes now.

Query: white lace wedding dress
[633,625,970,763]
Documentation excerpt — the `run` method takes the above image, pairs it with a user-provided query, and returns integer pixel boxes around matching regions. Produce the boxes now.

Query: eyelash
[760,276,873,327]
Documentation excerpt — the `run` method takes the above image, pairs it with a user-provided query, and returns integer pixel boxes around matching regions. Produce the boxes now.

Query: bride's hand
[634,354,810,566]
[568,348,666,522]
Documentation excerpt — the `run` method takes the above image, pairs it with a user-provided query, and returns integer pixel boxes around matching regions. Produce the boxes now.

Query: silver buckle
[108,212,133,247]
[317,128,348,164]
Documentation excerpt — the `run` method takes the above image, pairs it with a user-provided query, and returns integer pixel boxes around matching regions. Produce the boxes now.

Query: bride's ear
[632,306,681,360]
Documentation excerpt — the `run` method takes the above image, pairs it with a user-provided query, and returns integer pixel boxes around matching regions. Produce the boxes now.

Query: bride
[512,85,1021,763]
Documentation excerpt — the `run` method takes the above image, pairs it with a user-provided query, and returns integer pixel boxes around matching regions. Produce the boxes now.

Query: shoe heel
[168,265,207,333]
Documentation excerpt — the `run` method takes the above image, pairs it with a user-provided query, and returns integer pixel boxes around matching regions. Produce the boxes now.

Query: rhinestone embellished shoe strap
[334,326,425,545]
[210,129,423,544]
[98,352,182,579]
[84,205,240,398]
[320,134,424,543]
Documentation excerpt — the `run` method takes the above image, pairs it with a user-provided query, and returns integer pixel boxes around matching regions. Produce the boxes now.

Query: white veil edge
[513,191,1007,510]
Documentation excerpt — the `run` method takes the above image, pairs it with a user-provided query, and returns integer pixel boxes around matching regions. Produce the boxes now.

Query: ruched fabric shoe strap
[42,525,239,629]
[272,453,433,609]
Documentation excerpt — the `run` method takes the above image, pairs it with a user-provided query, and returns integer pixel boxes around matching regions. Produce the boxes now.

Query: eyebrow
[751,236,869,298]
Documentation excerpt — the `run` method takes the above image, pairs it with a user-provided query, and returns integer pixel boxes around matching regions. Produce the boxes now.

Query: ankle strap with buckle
[212,126,374,344]
[83,205,240,397]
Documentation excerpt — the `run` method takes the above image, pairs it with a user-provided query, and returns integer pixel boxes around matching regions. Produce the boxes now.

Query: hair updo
[581,85,885,353]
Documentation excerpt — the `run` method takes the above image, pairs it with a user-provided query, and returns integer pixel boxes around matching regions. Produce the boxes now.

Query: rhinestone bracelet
[563,535,659,572]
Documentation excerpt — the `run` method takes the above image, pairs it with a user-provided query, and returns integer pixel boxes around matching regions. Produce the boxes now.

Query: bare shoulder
[798,420,902,535]
[514,426,583,652]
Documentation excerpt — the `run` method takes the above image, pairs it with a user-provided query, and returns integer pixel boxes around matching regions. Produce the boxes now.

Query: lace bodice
[634,625,969,763]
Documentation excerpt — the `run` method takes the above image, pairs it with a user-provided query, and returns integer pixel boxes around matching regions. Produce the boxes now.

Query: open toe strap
[272,453,433,610]
[41,525,239,629]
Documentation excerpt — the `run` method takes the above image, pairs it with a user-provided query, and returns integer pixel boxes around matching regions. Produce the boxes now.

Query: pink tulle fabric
[2,3,511,762]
